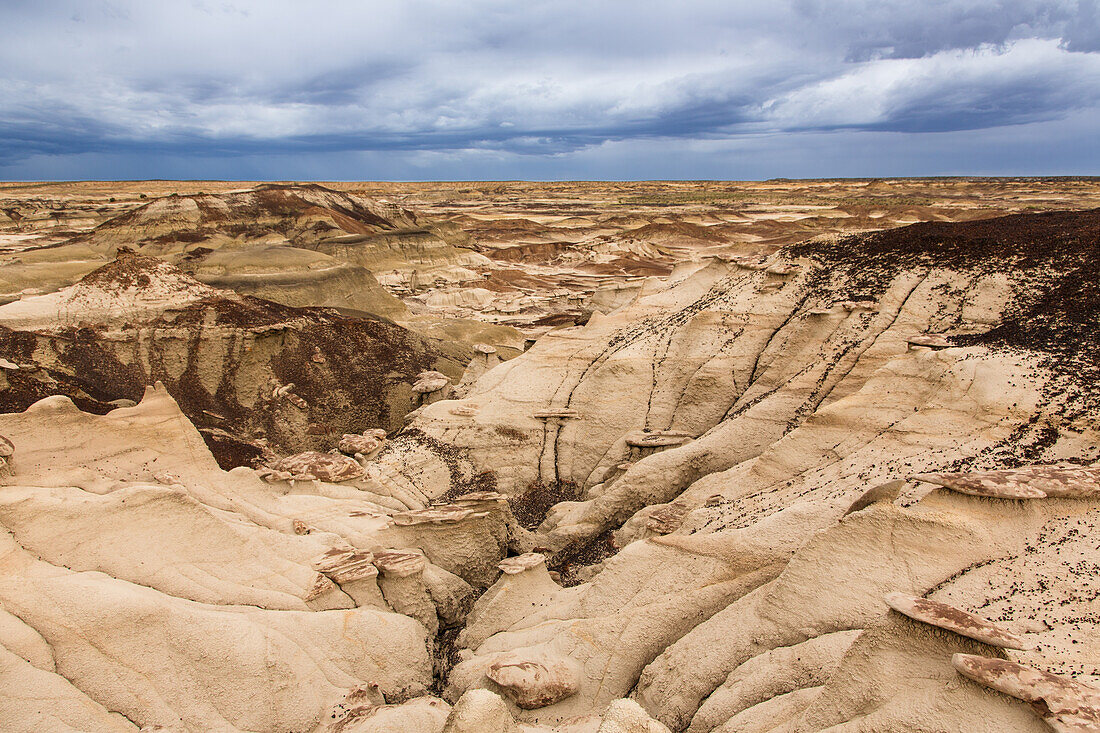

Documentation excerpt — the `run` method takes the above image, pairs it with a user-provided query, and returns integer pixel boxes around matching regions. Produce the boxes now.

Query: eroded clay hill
[0,183,493,321]
[0,251,470,465]
[1,203,1099,733]
[77,183,490,318]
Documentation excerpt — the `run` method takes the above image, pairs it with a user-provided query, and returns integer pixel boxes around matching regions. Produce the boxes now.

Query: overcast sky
[2,0,1099,180]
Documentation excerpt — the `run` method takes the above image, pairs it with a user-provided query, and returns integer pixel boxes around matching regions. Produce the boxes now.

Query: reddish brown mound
[76,248,159,289]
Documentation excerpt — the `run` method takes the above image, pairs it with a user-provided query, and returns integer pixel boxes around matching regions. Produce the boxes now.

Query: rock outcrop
[0,251,468,464]
[74,183,489,314]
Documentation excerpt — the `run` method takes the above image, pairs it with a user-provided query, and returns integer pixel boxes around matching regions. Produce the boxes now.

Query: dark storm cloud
[793,0,1079,60]
[0,0,1098,178]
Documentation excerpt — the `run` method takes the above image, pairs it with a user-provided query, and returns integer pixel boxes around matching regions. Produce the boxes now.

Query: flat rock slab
[625,430,694,448]
[911,465,1100,499]
[647,502,691,535]
[313,547,378,583]
[885,592,1033,649]
[392,505,488,526]
[373,549,427,578]
[907,334,953,349]
[953,654,1100,732]
[412,376,450,394]
[338,430,386,457]
[498,553,547,575]
[533,409,581,419]
[267,451,365,482]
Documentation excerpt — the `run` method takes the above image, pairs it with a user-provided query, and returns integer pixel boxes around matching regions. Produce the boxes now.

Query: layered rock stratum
[0,180,1099,732]
[0,251,470,464]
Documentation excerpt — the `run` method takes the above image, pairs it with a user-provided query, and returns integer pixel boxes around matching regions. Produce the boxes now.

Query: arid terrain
[2,177,1100,733]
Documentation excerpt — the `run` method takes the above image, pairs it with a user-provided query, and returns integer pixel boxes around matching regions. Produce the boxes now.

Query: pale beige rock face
[776,613,1049,733]
[685,631,859,733]
[0,642,138,733]
[0,386,521,732]
[0,527,432,731]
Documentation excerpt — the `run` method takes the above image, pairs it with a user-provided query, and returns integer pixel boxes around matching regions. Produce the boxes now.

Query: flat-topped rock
[907,334,953,349]
[453,491,508,506]
[840,299,877,311]
[625,430,694,448]
[263,451,365,483]
[767,263,799,275]
[312,547,379,583]
[412,371,451,394]
[953,654,1100,732]
[337,429,387,458]
[392,505,489,526]
[450,404,480,417]
[646,501,691,535]
[884,592,1033,649]
[533,409,581,419]
[911,464,1100,499]
[498,553,547,575]
[474,343,497,354]
[373,549,427,578]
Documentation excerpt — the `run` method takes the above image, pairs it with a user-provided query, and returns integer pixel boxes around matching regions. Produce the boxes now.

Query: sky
[1,0,1099,181]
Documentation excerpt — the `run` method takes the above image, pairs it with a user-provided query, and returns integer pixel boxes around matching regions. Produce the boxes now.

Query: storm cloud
[1,0,1098,178]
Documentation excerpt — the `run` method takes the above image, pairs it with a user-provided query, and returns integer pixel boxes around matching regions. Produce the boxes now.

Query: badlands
[0,177,1099,732]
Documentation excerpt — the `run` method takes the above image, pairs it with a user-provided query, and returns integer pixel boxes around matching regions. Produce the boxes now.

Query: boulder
[486,648,582,709]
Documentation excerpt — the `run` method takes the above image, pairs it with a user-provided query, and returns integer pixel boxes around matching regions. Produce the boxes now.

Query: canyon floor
[1,178,1099,732]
